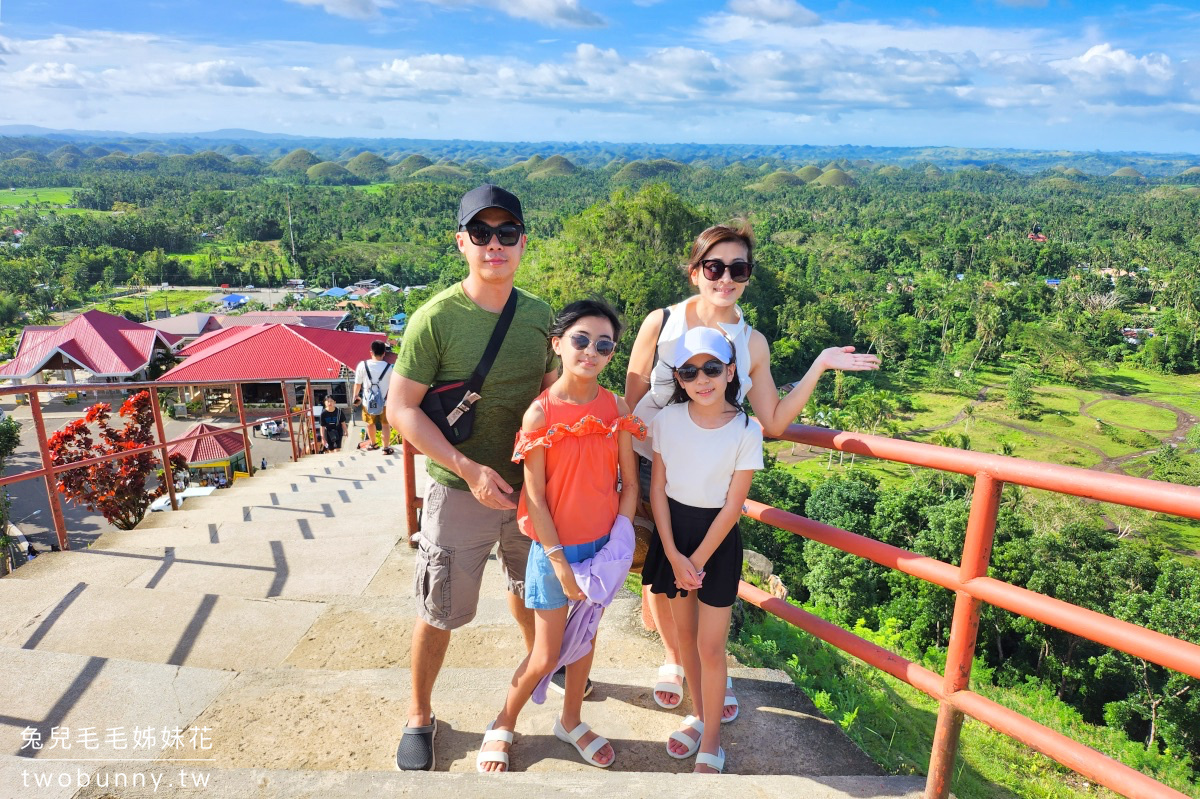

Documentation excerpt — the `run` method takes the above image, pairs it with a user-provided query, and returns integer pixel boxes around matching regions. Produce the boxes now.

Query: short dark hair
[550,299,622,340]
[370,340,386,357]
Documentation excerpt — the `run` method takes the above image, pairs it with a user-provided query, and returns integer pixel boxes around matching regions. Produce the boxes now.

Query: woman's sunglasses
[568,333,616,356]
[462,221,524,247]
[697,258,753,283]
[675,359,727,382]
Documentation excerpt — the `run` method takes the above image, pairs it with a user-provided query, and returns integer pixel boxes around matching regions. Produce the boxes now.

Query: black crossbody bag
[419,289,518,445]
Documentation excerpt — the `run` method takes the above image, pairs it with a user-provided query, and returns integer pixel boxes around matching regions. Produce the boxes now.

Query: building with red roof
[168,422,248,484]
[0,310,180,382]
[160,323,390,405]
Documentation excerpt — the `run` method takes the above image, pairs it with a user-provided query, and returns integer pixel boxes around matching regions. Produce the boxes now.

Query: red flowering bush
[48,390,188,530]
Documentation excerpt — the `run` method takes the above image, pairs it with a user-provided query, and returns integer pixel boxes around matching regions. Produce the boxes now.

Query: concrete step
[6,536,399,599]
[19,761,926,799]
[97,514,411,549]
[0,582,325,671]
[179,485,397,513]
[146,665,882,778]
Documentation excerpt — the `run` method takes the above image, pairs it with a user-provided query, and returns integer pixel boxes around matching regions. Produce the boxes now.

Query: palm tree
[963,404,975,433]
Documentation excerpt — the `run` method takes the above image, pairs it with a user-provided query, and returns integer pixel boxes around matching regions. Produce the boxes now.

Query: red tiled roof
[169,422,245,463]
[160,324,389,383]
[214,311,348,331]
[0,310,179,379]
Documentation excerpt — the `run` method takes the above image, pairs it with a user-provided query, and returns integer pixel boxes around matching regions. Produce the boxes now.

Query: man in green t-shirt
[387,184,557,772]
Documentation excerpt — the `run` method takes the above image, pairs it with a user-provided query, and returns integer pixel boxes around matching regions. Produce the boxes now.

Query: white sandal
[666,714,703,759]
[475,721,514,773]
[695,746,726,774]
[652,664,685,709]
[553,719,613,768]
[722,676,739,724]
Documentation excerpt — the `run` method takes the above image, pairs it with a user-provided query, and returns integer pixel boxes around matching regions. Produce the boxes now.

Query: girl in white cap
[640,326,764,774]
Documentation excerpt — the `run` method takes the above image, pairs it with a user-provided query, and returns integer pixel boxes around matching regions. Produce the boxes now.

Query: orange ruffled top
[512,387,646,547]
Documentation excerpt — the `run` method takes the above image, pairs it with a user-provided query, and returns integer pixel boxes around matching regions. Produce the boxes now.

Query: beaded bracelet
[544,544,565,557]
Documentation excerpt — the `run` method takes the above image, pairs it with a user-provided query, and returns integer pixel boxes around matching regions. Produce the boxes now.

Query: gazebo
[169,422,247,486]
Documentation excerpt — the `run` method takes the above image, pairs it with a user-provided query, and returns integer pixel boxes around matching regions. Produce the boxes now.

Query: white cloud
[173,60,261,88]
[284,0,396,20]
[726,0,820,26]
[285,0,604,27]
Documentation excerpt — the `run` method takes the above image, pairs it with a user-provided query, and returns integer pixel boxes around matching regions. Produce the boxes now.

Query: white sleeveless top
[632,295,754,459]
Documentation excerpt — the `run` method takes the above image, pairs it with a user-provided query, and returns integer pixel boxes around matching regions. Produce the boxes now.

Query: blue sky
[0,1,1197,152]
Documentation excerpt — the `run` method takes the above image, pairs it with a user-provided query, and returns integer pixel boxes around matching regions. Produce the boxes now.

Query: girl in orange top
[476,299,643,773]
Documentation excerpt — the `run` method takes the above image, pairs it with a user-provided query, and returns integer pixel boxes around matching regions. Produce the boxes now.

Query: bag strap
[368,360,391,387]
[652,306,671,368]
[464,289,518,393]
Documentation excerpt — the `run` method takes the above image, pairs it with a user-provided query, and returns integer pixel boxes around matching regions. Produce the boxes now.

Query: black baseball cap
[457,184,524,227]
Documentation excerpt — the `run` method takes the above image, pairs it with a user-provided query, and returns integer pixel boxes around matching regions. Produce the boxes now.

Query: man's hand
[463,461,517,510]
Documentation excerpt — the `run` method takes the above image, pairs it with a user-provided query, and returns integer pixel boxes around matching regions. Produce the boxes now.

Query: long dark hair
[668,342,747,425]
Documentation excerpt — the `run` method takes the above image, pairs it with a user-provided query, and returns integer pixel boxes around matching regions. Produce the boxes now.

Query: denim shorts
[525,534,611,610]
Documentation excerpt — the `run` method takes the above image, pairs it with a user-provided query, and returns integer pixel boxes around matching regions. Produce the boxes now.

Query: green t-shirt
[396,283,557,491]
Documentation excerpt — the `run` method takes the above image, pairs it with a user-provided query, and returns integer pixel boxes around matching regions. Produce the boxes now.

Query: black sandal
[396,716,437,771]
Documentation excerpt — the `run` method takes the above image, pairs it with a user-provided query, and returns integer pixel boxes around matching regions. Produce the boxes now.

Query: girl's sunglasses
[568,333,616,356]
[675,359,727,382]
[462,221,524,247]
[697,258,753,283]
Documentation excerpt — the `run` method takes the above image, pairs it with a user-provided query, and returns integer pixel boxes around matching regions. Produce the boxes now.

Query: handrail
[0,376,319,549]
[397,422,1199,799]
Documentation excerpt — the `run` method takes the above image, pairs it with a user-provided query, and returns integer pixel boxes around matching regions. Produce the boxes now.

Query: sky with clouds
[0,1,1196,152]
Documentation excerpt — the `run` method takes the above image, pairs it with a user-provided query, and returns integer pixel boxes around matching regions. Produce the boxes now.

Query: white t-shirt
[650,402,764,509]
[355,359,391,399]
[633,296,754,460]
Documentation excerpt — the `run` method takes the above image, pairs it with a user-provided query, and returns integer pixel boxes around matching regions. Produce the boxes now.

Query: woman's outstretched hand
[818,346,881,372]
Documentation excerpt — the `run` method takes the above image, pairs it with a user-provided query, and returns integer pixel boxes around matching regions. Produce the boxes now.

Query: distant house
[321,287,350,299]
[388,312,407,333]
[162,323,392,405]
[215,310,350,331]
[1028,233,1048,243]
[144,312,225,344]
[365,283,401,297]
[221,294,249,309]
[352,279,380,290]
[1045,278,1061,287]
[0,309,179,384]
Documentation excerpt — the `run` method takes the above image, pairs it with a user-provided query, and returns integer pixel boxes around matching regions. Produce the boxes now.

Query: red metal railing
[400,424,1200,799]
[0,377,319,550]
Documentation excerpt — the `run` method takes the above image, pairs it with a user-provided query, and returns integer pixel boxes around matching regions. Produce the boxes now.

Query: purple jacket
[532,515,635,704]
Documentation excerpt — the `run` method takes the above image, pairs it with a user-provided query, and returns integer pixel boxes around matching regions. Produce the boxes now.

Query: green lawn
[0,186,76,206]
[1088,399,1178,431]
[1088,365,1200,418]
[85,289,219,317]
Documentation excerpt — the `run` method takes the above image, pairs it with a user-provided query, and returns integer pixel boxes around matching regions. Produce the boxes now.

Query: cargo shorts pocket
[415,545,452,622]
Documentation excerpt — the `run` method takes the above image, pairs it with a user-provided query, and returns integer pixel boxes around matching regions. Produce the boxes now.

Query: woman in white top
[624,221,880,719]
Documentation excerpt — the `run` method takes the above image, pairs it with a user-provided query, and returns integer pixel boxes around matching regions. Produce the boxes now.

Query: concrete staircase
[0,450,925,798]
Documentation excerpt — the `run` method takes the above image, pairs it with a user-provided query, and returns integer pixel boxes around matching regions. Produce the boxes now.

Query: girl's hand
[551,555,586,602]
[818,346,881,373]
[669,552,703,591]
[689,555,708,577]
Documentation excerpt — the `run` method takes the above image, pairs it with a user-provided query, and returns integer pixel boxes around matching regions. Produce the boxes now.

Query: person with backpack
[353,339,395,455]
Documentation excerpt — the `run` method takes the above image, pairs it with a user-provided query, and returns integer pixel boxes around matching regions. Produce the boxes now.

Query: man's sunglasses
[462,221,524,247]
[697,259,753,283]
[675,359,727,382]
[568,333,616,356]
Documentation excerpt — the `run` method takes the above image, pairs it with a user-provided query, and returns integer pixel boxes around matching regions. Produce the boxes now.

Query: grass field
[85,289,219,317]
[1,187,76,206]
[1088,399,1179,431]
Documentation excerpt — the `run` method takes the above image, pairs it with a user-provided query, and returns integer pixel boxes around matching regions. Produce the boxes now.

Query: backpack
[363,360,392,415]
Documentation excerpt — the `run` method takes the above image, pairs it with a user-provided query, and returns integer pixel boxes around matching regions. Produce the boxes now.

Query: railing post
[28,391,71,551]
[304,380,314,454]
[148,387,179,513]
[402,440,419,548]
[281,380,299,463]
[925,472,1003,799]
[233,383,254,477]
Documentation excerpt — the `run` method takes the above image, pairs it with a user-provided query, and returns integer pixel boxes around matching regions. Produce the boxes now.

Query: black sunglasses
[697,258,753,283]
[568,332,616,356]
[462,221,524,247]
[675,359,727,382]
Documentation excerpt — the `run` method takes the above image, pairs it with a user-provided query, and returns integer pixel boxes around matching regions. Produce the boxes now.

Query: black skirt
[643,497,742,608]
